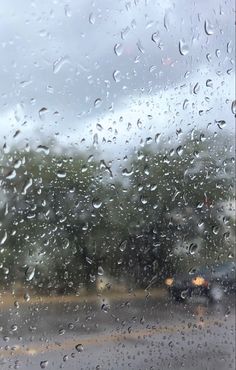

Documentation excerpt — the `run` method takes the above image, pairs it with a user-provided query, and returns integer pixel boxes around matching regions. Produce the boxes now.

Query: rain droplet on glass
[114,43,123,56]
[204,19,214,35]
[179,39,189,56]
[53,56,70,74]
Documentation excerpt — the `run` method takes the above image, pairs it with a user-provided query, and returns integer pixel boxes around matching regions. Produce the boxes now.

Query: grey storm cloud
[0,0,235,153]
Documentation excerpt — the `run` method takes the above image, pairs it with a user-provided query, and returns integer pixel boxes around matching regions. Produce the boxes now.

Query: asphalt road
[0,292,235,370]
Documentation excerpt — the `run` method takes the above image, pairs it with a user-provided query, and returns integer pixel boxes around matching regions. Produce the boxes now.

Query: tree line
[0,130,234,293]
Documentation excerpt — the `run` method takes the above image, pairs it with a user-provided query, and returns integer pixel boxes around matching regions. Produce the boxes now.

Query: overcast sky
[0,0,235,159]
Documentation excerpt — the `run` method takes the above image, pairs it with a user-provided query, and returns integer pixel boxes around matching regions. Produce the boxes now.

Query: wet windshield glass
[0,1,235,369]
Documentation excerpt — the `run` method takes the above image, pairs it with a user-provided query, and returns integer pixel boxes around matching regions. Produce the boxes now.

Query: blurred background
[0,1,235,369]
[0,0,234,296]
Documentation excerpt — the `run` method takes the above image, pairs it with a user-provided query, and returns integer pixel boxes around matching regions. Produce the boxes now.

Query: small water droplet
[22,178,33,195]
[56,170,66,178]
[181,290,188,299]
[206,79,213,88]
[114,43,123,56]
[36,145,50,155]
[11,324,17,332]
[137,40,145,54]
[75,344,84,352]
[98,266,104,276]
[24,292,30,302]
[13,130,20,138]
[113,70,121,82]
[121,26,130,40]
[231,100,236,115]
[3,267,9,275]
[89,12,95,24]
[53,56,70,74]
[39,107,48,120]
[212,226,219,235]
[64,4,72,17]
[155,133,161,143]
[0,231,7,245]
[86,256,92,265]
[179,39,189,56]
[92,198,102,209]
[204,19,214,35]
[3,142,10,154]
[140,195,148,205]
[25,266,35,281]
[94,98,102,108]
[119,240,127,252]
[6,169,16,180]
[216,120,226,129]
[193,83,200,94]
[140,316,145,324]
[164,12,170,31]
[40,360,48,369]
[227,41,232,54]
[101,303,110,313]
[122,168,134,177]
[151,32,159,43]
[189,243,198,255]
[176,146,183,156]
[90,274,96,283]
[183,99,189,110]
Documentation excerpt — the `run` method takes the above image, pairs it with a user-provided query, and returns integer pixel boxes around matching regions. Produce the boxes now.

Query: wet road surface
[0,291,235,369]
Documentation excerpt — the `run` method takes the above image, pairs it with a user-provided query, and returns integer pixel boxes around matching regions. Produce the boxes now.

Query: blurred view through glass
[0,1,235,369]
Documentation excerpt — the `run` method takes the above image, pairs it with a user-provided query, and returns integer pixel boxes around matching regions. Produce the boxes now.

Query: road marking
[0,288,166,308]
[1,318,223,358]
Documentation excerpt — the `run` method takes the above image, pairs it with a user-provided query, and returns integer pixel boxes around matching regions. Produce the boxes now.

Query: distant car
[164,261,236,302]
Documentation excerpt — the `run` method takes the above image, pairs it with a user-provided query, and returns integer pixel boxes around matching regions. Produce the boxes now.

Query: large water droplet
[179,39,189,56]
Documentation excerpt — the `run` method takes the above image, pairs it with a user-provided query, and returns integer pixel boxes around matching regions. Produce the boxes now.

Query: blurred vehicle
[164,261,236,302]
